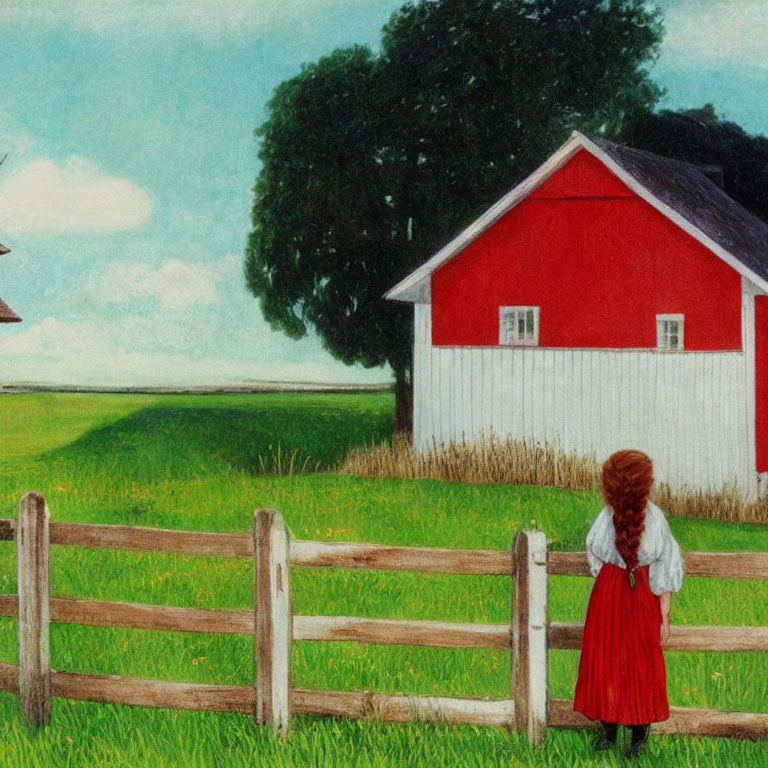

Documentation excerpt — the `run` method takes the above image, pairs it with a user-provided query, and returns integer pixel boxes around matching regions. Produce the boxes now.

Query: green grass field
[0,392,766,767]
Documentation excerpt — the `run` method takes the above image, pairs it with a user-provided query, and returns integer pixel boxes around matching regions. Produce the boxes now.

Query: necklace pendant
[628,570,636,589]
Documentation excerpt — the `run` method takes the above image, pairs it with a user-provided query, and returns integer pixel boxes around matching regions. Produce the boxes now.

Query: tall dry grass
[340,432,599,490]
[653,482,768,525]
[339,434,768,525]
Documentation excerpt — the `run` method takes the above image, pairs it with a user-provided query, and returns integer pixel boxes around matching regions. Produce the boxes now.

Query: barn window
[499,306,539,346]
[656,314,684,350]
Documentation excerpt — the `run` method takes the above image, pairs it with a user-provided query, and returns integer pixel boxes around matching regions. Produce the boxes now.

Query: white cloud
[0,155,152,235]
[79,255,239,310]
[660,0,768,68]
[1,317,97,358]
[0,316,390,386]
[0,0,379,38]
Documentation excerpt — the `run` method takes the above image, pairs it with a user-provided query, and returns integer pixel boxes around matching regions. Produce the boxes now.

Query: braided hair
[600,450,654,576]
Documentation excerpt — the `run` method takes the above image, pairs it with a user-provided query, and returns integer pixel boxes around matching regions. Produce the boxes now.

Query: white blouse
[585,500,684,596]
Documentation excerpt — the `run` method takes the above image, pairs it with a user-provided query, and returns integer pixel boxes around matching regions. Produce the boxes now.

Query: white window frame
[499,306,540,346]
[656,313,684,350]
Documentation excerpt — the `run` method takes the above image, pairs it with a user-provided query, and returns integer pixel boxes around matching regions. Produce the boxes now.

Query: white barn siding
[413,302,756,498]
[743,277,768,498]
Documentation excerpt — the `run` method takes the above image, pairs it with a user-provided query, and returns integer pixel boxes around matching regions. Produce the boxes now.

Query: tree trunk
[393,363,413,436]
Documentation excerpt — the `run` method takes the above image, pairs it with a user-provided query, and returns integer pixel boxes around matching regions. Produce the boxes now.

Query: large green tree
[246,0,663,431]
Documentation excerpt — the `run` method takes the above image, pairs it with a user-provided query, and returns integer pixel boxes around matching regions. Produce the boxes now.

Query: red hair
[601,450,654,573]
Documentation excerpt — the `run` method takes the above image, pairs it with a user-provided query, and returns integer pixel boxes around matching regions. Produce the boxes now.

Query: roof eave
[0,298,21,323]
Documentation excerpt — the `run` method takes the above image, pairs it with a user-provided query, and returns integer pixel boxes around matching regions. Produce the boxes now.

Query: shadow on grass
[40,400,394,482]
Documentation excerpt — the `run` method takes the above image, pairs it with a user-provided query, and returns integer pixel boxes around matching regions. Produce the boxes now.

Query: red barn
[386,132,768,499]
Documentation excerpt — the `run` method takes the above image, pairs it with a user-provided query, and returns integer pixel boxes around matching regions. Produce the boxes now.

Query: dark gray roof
[593,137,768,285]
[0,297,21,323]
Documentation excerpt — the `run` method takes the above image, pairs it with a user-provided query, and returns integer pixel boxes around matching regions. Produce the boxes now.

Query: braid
[601,450,654,575]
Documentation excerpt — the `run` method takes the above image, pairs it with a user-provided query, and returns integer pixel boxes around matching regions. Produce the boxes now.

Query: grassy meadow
[0,392,766,767]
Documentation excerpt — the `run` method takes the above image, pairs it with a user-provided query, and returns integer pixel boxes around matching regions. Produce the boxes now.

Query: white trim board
[431,345,742,355]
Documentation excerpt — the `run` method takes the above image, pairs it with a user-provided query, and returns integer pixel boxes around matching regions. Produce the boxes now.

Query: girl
[573,449,684,756]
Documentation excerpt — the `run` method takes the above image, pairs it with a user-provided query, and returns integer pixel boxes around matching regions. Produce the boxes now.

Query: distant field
[0,393,766,768]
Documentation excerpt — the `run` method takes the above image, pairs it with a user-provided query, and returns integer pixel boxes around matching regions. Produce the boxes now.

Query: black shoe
[594,733,614,751]
[594,721,617,751]
[627,724,650,757]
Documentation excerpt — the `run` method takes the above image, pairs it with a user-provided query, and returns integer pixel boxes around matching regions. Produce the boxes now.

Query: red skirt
[573,563,669,725]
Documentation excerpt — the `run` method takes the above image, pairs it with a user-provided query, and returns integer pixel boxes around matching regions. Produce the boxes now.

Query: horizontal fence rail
[291,540,513,574]
[0,661,252,713]
[1,503,767,744]
[0,518,253,557]
[549,699,768,740]
[0,518,512,573]
[546,550,768,580]
[0,662,515,727]
[2,595,762,654]
[0,597,511,648]
[292,688,514,727]
[549,622,768,652]
[293,615,510,649]
[4,658,765,737]
[4,517,768,578]
[0,595,253,635]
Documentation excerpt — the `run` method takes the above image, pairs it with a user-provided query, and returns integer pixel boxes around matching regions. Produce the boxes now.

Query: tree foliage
[245,0,664,430]
[617,105,768,223]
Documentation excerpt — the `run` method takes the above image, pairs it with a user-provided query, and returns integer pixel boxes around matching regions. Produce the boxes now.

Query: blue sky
[0,0,766,386]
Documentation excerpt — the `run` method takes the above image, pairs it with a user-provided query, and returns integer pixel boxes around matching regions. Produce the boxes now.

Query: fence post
[254,508,292,739]
[512,530,548,747]
[17,492,51,729]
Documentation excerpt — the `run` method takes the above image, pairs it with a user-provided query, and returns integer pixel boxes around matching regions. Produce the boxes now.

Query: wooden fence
[0,491,767,744]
